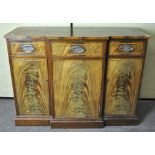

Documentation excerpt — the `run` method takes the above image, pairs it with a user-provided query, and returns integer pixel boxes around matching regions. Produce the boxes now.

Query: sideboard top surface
[5,27,150,40]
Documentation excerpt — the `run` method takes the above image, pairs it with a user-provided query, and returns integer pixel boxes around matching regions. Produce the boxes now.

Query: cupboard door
[105,58,143,115]
[11,58,50,115]
[53,60,103,118]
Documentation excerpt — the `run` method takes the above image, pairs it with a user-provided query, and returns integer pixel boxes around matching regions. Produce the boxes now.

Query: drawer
[109,41,145,56]
[10,41,46,56]
[51,41,106,57]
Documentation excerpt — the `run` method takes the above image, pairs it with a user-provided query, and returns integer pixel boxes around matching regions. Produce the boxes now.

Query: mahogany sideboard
[5,27,150,128]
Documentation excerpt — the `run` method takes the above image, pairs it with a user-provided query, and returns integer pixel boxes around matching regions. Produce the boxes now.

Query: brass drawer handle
[119,44,134,52]
[21,44,36,53]
[70,44,86,54]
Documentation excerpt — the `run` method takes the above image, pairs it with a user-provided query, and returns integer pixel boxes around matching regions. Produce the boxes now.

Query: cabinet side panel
[105,58,143,115]
[12,58,50,115]
[53,60,103,118]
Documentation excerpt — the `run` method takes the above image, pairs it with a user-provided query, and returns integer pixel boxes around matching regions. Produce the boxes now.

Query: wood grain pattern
[53,60,103,118]
[11,58,50,115]
[10,41,46,55]
[109,41,145,56]
[105,58,143,115]
[51,42,105,57]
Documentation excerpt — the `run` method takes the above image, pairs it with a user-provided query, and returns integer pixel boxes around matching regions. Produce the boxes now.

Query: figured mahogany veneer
[10,41,47,56]
[109,41,145,56]
[51,41,106,57]
[5,27,150,128]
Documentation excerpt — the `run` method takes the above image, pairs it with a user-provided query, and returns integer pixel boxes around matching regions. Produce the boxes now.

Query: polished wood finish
[109,41,145,56]
[15,116,50,126]
[51,118,104,128]
[104,115,139,125]
[10,41,47,56]
[53,60,103,118]
[11,58,50,115]
[5,27,150,128]
[5,27,150,40]
[105,58,143,115]
[74,27,150,39]
[51,41,106,57]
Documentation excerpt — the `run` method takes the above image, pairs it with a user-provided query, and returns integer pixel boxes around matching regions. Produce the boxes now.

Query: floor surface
[0,99,154,132]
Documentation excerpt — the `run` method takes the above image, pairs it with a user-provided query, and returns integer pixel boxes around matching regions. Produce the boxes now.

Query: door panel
[105,58,143,115]
[53,60,103,118]
[12,58,50,115]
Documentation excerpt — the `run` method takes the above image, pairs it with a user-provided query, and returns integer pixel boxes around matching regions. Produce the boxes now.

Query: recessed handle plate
[119,44,134,52]
[21,44,35,53]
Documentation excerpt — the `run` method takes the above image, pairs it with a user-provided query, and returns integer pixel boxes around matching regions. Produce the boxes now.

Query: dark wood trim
[52,56,105,60]
[109,37,149,40]
[135,39,149,115]
[6,36,149,42]
[9,55,47,58]
[1,97,155,101]
[49,41,55,117]
[104,115,139,126]
[51,118,104,128]
[108,55,145,58]
[46,40,52,116]
[48,37,108,41]
[49,39,108,42]
[6,41,20,115]
[6,37,46,42]
[101,40,109,118]
[99,41,107,117]
[15,116,51,126]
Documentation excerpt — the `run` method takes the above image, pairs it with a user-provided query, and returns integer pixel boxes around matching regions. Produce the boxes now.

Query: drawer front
[51,42,106,57]
[105,58,143,115]
[11,58,50,115]
[109,41,145,56]
[53,60,103,118]
[10,41,46,55]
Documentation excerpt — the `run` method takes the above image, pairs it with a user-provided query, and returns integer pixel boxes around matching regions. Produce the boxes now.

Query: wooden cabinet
[5,27,150,128]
